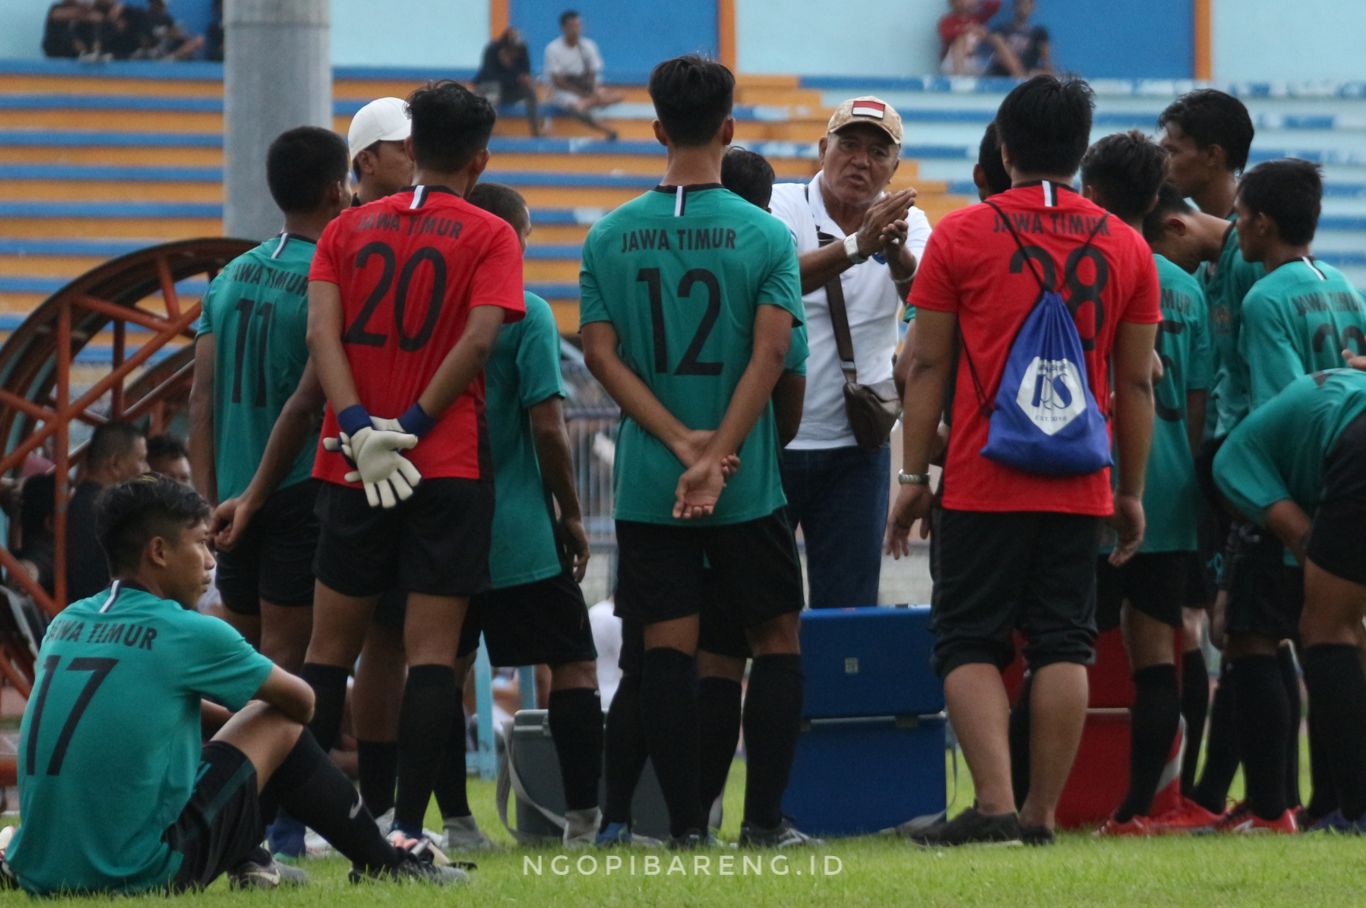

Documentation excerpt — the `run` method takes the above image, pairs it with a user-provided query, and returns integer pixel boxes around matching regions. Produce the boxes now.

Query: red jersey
[938,0,1001,55]
[910,181,1160,516]
[309,185,526,485]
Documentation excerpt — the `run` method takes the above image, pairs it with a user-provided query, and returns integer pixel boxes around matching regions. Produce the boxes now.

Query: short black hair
[95,474,209,575]
[976,121,1011,196]
[466,182,529,235]
[266,126,349,214]
[146,433,189,464]
[721,147,775,208]
[87,422,144,470]
[559,9,579,26]
[1141,182,1194,243]
[995,75,1095,178]
[1158,89,1255,173]
[1237,158,1323,246]
[648,55,734,148]
[406,81,496,174]
[1080,130,1169,223]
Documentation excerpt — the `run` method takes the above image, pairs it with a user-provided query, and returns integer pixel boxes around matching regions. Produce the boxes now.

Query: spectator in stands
[147,433,192,486]
[544,10,622,141]
[767,97,929,609]
[205,0,223,61]
[66,422,147,602]
[141,0,205,61]
[93,0,145,60]
[475,28,541,137]
[938,0,1012,77]
[987,0,1052,77]
[41,0,103,59]
[9,474,57,599]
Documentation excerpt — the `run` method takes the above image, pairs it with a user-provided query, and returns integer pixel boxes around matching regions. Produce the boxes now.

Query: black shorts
[216,480,319,614]
[1096,552,1197,630]
[931,509,1100,678]
[1224,522,1303,641]
[614,509,803,628]
[1309,411,1366,586]
[619,615,643,678]
[166,741,261,892]
[314,477,493,598]
[457,569,597,666]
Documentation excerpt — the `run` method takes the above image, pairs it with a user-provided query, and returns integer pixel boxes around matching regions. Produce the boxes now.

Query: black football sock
[1116,664,1180,821]
[640,647,700,837]
[1193,661,1240,814]
[432,688,471,819]
[356,739,398,818]
[1231,654,1289,821]
[548,687,604,812]
[300,663,350,755]
[263,729,397,871]
[1278,646,1303,809]
[1179,649,1210,797]
[697,675,743,820]
[741,654,804,830]
[602,672,647,826]
[1305,689,1340,820]
[1009,674,1033,810]
[393,664,458,837]
[1303,644,1366,819]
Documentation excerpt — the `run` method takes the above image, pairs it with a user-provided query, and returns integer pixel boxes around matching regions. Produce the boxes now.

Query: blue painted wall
[739,0,1193,79]
[508,0,716,80]
[1214,0,1366,81]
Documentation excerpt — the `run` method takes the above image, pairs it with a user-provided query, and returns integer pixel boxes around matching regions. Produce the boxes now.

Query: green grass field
[3,749,1357,907]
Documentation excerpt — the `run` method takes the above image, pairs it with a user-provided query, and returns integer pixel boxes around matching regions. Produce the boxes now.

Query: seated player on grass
[0,475,465,894]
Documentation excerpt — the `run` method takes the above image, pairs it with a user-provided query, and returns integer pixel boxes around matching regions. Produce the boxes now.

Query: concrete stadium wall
[737,0,1195,79]
[1213,0,1366,82]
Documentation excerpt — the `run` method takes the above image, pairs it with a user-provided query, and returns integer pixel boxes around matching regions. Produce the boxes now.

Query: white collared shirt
[768,172,933,449]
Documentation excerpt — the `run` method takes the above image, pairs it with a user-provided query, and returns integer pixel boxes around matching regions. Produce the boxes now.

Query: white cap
[348,97,411,163]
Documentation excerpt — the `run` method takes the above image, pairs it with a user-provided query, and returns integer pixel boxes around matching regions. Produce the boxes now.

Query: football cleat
[738,818,823,848]
[904,806,1023,847]
[1218,807,1298,834]
[1095,814,1156,837]
[228,849,309,890]
[1147,797,1224,834]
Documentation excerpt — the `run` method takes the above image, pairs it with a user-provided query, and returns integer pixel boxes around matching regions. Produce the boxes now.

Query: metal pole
[223,0,331,239]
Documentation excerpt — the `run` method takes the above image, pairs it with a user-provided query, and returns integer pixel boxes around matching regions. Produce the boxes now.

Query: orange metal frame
[0,239,251,786]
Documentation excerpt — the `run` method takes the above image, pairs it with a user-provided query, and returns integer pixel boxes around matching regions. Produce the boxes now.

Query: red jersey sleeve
[309,217,343,285]
[1118,239,1162,325]
[469,220,527,324]
[907,215,960,314]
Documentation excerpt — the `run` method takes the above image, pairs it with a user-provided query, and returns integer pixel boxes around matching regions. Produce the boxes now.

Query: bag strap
[961,195,1111,416]
[495,717,567,844]
[806,184,860,384]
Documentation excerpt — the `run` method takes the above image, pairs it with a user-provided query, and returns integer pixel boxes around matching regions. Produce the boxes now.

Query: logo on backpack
[1016,353,1087,435]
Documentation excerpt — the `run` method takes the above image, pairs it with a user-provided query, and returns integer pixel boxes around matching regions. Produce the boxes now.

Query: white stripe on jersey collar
[99,581,122,613]
[1302,256,1327,280]
[674,186,685,217]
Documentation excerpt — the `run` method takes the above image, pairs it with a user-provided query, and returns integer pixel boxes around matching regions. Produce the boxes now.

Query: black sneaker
[668,829,716,850]
[350,848,470,885]
[228,848,309,890]
[0,854,16,891]
[739,818,823,848]
[905,807,1022,847]
[1020,824,1056,846]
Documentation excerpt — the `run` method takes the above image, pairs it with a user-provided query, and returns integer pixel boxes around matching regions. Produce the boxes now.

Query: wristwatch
[897,471,930,486]
[843,233,868,265]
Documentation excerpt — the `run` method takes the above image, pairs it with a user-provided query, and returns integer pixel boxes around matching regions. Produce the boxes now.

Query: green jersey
[579,185,803,525]
[1238,257,1366,410]
[1215,369,1366,527]
[9,582,273,895]
[197,233,317,501]
[1139,255,1214,552]
[1202,219,1265,434]
[785,320,809,375]
[485,292,566,589]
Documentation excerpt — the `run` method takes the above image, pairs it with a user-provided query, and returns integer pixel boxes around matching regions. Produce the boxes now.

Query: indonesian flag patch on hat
[826,95,903,145]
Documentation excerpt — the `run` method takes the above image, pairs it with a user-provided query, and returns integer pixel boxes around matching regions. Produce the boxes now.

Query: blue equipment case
[798,604,944,717]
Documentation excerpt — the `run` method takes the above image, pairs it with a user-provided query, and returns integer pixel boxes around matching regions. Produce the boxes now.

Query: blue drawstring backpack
[961,202,1112,476]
